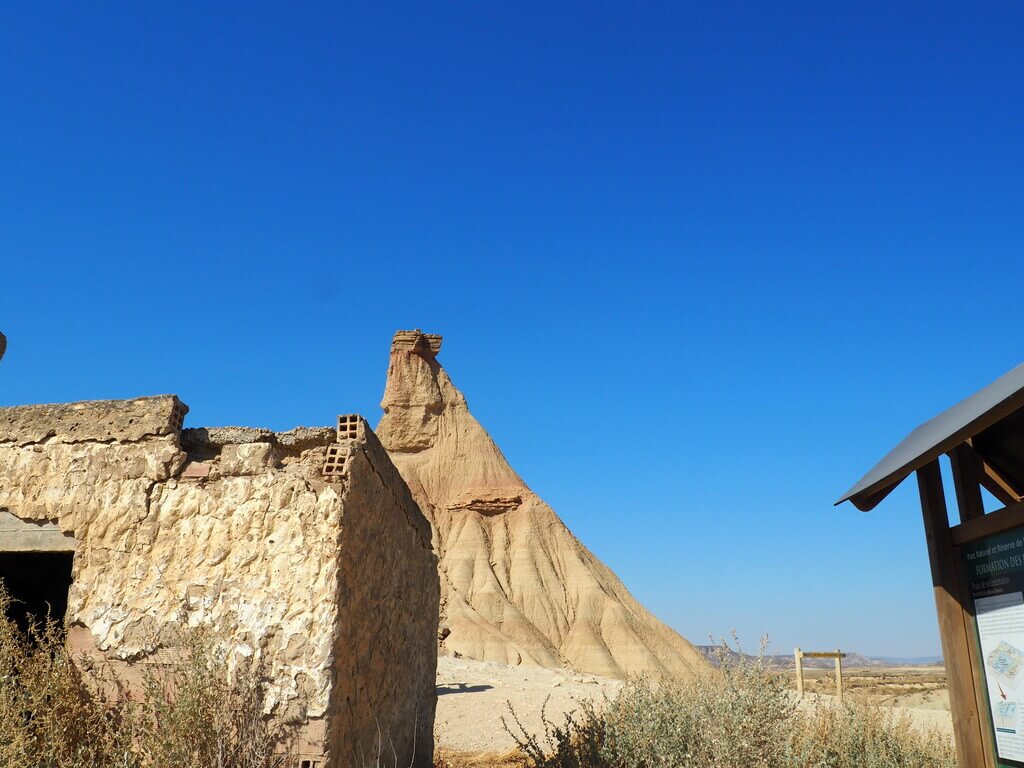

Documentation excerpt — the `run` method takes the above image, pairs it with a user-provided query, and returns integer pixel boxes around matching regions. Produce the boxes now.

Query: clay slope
[376,330,707,680]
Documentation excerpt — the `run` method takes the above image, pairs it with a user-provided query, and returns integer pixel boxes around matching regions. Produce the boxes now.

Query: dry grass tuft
[132,628,292,768]
[433,747,521,768]
[0,587,135,768]
[0,584,291,768]
[504,634,958,768]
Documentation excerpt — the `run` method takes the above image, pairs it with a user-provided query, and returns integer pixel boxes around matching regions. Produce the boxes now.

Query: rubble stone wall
[0,395,439,768]
[329,429,438,767]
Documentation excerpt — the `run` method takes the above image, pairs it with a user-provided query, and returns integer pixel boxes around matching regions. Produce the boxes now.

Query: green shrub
[792,699,957,768]
[506,636,958,768]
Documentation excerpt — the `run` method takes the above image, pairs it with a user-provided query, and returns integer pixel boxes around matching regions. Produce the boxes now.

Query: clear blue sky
[3,3,1023,658]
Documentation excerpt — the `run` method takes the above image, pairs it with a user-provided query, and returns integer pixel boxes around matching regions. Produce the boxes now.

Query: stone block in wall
[0,396,188,446]
[220,442,276,475]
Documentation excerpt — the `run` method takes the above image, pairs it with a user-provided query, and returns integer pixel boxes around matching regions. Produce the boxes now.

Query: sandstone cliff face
[0,397,437,768]
[377,331,707,680]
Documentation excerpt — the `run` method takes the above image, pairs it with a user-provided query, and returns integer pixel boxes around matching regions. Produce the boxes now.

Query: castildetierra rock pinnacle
[377,330,708,679]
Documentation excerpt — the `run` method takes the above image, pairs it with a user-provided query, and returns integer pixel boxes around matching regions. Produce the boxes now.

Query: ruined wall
[0,395,438,768]
[328,425,438,767]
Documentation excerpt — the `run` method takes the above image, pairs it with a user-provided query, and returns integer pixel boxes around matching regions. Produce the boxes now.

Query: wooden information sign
[837,363,1024,767]
[961,527,1024,766]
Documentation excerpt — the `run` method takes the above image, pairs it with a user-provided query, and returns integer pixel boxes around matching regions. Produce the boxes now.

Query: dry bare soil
[788,665,950,710]
[434,655,618,765]
[434,655,622,765]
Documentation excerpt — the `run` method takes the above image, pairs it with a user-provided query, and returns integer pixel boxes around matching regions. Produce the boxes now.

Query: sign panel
[963,529,1024,767]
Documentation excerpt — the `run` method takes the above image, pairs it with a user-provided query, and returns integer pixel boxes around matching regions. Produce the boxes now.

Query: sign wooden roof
[838,363,1024,511]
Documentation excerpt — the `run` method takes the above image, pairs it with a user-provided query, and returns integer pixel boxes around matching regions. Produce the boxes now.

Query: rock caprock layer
[377,330,707,680]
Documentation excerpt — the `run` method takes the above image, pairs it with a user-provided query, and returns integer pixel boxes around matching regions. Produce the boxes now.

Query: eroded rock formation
[0,396,438,768]
[377,331,707,680]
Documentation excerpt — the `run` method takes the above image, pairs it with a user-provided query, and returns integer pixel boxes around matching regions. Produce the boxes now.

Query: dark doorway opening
[0,552,74,635]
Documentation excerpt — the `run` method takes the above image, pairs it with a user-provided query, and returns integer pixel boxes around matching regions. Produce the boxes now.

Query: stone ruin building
[0,330,439,768]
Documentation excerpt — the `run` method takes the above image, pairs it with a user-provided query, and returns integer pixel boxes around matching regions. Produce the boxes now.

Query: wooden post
[950,443,986,523]
[835,650,843,703]
[917,460,989,767]
[794,647,804,698]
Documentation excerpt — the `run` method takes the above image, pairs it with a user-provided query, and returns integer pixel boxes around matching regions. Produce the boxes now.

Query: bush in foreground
[0,586,289,768]
[506,637,957,768]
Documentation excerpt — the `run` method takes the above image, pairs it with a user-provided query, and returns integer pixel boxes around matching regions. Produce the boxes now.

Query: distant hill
[696,646,943,669]
[871,655,943,666]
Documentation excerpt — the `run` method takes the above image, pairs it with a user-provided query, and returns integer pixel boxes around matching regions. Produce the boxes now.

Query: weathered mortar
[0,395,438,767]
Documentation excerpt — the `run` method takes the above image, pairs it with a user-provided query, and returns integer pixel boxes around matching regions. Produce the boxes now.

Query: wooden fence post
[835,650,843,703]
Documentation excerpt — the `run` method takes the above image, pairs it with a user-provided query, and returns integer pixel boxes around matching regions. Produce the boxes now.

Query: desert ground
[435,656,622,755]
[435,655,622,766]
[435,657,954,766]
[790,665,949,710]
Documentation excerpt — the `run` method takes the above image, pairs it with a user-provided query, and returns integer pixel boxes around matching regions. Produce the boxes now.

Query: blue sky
[3,3,1024,657]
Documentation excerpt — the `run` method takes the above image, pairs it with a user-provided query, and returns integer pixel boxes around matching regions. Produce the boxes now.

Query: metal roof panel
[837,363,1024,510]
